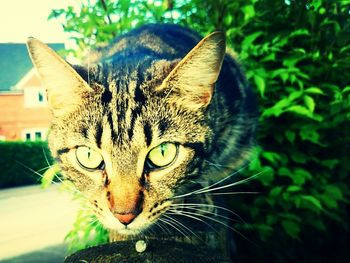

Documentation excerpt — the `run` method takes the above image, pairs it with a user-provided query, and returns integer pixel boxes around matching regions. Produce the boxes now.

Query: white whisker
[171,206,236,223]
[15,161,60,186]
[158,218,189,239]
[168,209,254,244]
[191,170,266,196]
[204,160,235,169]
[172,165,249,199]
[154,220,171,235]
[162,214,199,240]
[167,209,218,233]
[170,203,246,223]
[210,191,259,195]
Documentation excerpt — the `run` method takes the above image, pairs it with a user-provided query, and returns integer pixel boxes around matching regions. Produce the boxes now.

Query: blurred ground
[0,184,79,262]
[0,245,66,263]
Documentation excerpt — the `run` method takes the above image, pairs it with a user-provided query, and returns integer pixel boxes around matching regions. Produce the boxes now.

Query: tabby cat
[27,24,256,259]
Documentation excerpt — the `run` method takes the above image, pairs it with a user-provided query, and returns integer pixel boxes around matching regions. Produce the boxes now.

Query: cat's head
[27,32,225,235]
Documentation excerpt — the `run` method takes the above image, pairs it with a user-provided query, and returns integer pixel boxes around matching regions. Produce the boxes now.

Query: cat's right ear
[27,38,92,116]
[157,31,226,110]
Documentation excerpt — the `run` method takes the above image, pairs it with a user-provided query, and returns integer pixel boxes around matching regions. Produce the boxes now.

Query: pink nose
[115,213,137,225]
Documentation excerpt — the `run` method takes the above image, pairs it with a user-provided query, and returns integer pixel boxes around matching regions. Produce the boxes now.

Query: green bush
[0,141,54,188]
[50,0,350,261]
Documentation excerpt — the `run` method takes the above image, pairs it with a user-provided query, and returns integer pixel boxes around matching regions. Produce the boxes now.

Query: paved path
[0,184,79,261]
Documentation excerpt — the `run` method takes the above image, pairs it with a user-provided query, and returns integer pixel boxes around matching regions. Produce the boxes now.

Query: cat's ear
[158,32,226,110]
[27,37,92,116]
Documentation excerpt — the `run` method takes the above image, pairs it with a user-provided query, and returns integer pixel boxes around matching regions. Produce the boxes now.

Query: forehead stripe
[95,122,103,148]
[128,106,142,141]
[158,118,169,136]
[143,121,153,147]
[101,89,112,105]
[107,111,117,142]
[80,127,88,138]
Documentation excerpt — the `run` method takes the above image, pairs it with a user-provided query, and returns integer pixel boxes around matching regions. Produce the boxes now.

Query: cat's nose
[115,213,137,225]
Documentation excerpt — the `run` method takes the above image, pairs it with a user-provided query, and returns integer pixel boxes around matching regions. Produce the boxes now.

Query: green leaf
[288,90,303,101]
[319,194,338,209]
[242,5,255,21]
[340,46,350,53]
[324,185,343,201]
[286,185,302,192]
[280,213,302,222]
[48,9,65,20]
[289,150,308,164]
[293,48,306,54]
[283,57,303,68]
[262,151,281,163]
[224,15,233,26]
[285,130,296,143]
[305,87,325,95]
[281,220,300,239]
[270,68,289,82]
[342,86,350,93]
[266,215,277,225]
[262,91,302,118]
[242,31,263,47]
[299,129,320,144]
[319,7,326,15]
[304,95,316,112]
[278,167,292,177]
[254,75,266,98]
[294,168,312,180]
[327,51,333,60]
[301,195,323,210]
[261,53,276,62]
[270,186,283,197]
[257,167,274,186]
[286,105,312,117]
[290,168,312,185]
[322,159,339,169]
[289,28,309,38]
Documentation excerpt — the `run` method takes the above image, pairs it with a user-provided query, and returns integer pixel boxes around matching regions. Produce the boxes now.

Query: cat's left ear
[158,31,226,110]
[27,38,92,117]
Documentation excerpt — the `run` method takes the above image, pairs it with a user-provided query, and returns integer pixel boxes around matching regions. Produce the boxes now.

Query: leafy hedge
[50,0,350,261]
[0,141,53,188]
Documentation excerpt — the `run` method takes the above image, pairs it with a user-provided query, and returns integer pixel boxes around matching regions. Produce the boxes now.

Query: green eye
[147,142,178,169]
[75,146,104,170]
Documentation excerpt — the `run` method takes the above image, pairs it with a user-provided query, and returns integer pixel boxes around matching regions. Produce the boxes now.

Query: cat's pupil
[87,149,91,159]
[160,144,167,157]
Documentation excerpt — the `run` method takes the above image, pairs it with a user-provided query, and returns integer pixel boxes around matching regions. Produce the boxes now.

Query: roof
[0,43,64,91]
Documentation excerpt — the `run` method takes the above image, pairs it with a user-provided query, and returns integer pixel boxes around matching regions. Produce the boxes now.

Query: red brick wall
[0,92,51,141]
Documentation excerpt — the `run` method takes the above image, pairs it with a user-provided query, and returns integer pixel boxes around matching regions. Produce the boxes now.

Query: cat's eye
[75,146,104,170]
[146,142,178,169]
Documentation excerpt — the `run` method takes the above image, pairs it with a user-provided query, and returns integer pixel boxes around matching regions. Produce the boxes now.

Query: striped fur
[27,24,256,255]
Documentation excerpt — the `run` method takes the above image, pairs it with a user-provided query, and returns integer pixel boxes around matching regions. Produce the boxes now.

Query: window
[38,91,44,102]
[35,132,42,140]
[22,129,48,141]
[24,88,47,107]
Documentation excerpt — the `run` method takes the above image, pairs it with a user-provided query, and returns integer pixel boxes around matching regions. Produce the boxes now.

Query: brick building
[0,43,64,141]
